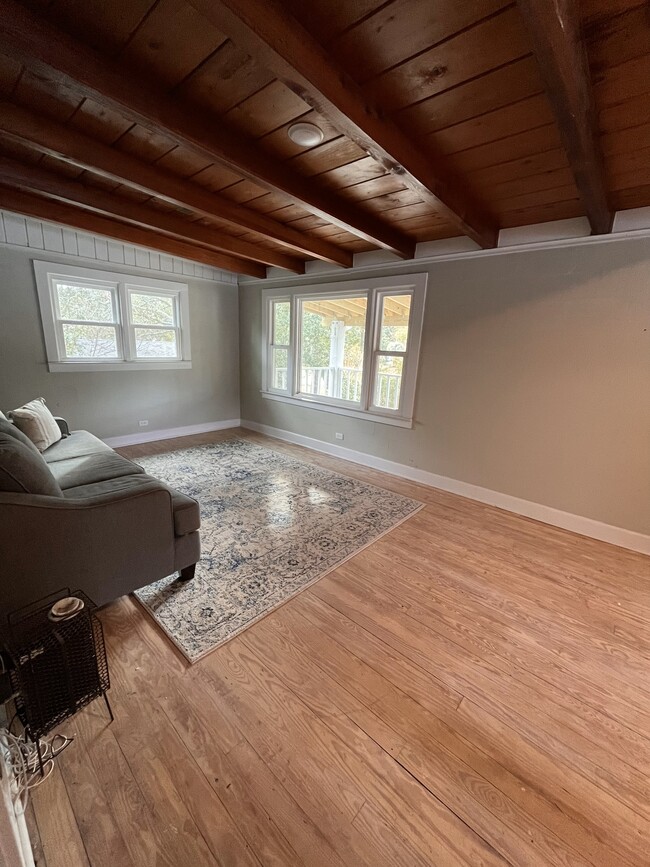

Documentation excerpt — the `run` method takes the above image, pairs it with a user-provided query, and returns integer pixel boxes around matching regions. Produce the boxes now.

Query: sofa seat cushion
[42,430,113,463]
[50,451,144,490]
[64,473,200,536]
[0,430,63,497]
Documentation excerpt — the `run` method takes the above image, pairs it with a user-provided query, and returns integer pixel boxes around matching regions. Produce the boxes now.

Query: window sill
[261,391,413,428]
[48,360,192,372]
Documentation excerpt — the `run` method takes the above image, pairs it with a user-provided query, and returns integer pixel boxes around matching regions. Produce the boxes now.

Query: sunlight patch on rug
[134,438,423,662]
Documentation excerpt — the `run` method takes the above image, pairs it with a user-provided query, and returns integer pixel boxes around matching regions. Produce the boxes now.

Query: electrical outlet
[335,432,344,440]
[139,420,149,427]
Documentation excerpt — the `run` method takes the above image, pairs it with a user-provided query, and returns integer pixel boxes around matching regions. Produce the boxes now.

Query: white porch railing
[273,367,401,410]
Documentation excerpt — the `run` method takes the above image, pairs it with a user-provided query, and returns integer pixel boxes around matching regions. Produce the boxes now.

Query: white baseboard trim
[104,418,241,448]
[242,420,650,556]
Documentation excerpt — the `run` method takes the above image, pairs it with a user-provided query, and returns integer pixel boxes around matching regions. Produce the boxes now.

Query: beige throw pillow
[10,397,62,452]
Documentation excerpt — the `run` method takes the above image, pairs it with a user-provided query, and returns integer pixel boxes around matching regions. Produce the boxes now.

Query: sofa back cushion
[0,430,63,497]
[10,397,62,452]
[0,417,42,455]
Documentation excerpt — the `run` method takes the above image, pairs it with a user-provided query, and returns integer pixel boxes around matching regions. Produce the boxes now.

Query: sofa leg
[179,563,196,582]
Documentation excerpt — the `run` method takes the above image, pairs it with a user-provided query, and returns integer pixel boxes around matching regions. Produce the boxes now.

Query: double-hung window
[34,261,191,372]
[263,274,427,427]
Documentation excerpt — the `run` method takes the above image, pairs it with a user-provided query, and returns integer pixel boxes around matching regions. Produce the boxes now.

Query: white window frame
[34,261,192,372]
[261,273,427,428]
[266,296,292,395]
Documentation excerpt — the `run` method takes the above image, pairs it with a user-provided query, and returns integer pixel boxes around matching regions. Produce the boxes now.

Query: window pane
[62,324,119,358]
[134,328,179,358]
[273,300,290,345]
[272,347,288,390]
[379,294,411,352]
[130,292,175,326]
[300,296,366,403]
[56,282,114,322]
[374,355,403,410]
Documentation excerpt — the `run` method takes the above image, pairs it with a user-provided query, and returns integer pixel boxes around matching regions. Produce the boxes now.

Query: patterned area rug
[134,438,423,662]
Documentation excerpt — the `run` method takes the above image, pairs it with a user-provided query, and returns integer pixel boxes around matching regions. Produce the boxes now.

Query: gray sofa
[0,416,200,616]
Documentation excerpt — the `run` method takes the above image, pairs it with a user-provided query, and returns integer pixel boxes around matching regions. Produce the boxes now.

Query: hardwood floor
[29,429,650,866]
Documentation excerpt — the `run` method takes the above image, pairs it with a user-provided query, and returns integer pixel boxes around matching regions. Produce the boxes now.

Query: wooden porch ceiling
[0,0,646,277]
[304,295,410,326]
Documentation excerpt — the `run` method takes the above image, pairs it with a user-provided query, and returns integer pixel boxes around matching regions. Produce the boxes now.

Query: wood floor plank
[294,595,634,867]
[251,600,587,865]
[203,648,391,867]
[55,731,134,867]
[99,604,282,866]
[24,802,47,867]
[321,569,650,816]
[29,430,650,867]
[344,552,650,774]
[310,578,650,863]
[239,619,510,865]
[351,696,632,867]
[70,709,180,867]
[210,637,507,867]
[31,764,90,867]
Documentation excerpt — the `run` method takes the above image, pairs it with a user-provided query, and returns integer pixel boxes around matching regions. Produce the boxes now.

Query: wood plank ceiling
[0,0,647,277]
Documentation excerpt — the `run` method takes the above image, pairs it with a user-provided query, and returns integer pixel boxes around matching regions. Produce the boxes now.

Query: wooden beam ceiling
[0,0,416,258]
[0,101,352,268]
[0,155,306,273]
[0,186,267,277]
[185,0,499,250]
[517,0,612,235]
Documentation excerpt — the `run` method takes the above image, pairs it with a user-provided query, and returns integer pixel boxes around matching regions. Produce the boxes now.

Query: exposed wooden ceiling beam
[0,155,305,273]
[186,0,499,250]
[517,0,612,235]
[0,101,352,268]
[0,0,415,258]
[0,186,266,278]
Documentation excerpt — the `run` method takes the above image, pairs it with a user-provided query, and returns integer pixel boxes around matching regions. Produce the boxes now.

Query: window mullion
[117,283,132,361]
[359,289,378,412]
[374,350,407,359]
[57,318,117,328]
[266,298,273,392]
[130,323,178,332]
[290,296,299,397]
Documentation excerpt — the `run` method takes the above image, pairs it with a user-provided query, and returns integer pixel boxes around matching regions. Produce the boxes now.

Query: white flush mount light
[287,122,324,147]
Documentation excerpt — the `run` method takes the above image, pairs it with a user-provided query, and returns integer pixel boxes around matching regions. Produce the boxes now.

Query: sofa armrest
[0,481,176,609]
[53,416,70,437]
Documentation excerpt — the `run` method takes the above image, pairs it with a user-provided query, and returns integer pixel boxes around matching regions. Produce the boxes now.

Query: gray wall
[0,246,240,438]
[239,237,650,535]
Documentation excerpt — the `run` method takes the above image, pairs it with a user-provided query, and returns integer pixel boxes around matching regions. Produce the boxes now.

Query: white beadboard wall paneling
[0,209,238,284]
[25,218,44,249]
[3,212,28,246]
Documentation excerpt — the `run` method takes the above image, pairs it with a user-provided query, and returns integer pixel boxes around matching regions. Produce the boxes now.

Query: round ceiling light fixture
[287,122,324,147]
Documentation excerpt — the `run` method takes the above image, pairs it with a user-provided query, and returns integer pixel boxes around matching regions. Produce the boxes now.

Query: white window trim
[34,261,192,372]
[265,295,291,395]
[261,273,427,428]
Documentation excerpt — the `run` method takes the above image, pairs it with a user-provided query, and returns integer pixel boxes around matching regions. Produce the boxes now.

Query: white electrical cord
[0,729,73,815]
[0,730,37,867]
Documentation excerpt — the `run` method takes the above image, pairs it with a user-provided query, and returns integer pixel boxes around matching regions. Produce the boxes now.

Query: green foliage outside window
[56,283,178,359]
